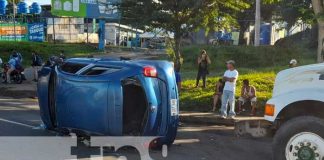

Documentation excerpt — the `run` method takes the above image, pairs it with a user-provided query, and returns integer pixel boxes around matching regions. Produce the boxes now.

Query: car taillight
[143,66,157,78]
[265,104,275,116]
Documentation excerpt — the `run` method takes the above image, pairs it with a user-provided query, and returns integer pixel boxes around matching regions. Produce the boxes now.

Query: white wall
[47,18,84,43]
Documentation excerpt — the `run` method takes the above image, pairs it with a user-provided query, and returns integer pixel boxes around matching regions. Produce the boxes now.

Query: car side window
[60,62,87,74]
[81,66,120,76]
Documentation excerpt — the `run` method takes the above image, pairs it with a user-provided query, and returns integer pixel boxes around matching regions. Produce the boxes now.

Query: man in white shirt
[220,60,239,119]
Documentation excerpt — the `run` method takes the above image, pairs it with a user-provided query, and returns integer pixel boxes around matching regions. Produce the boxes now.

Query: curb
[179,112,266,126]
[180,115,235,126]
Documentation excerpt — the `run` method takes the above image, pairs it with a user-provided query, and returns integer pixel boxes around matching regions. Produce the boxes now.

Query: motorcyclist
[4,54,18,84]
[10,51,26,80]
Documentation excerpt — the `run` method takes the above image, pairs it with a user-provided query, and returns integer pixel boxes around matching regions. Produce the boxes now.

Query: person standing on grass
[173,61,182,90]
[220,60,239,119]
[195,50,211,88]
[31,52,43,82]
[212,79,225,112]
[238,79,257,116]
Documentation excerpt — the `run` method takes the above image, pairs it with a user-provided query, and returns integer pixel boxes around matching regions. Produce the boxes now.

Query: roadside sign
[0,23,28,41]
[51,0,120,19]
[28,23,45,42]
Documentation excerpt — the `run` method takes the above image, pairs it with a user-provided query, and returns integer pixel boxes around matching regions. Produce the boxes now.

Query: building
[42,5,143,45]
[86,22,143,46]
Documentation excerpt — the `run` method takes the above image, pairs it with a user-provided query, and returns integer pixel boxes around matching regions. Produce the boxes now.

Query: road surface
[0,97,272,160]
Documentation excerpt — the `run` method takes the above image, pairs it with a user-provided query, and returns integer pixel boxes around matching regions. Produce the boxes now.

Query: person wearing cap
[289,59,298,68]
[220,60,239,119]
[195,50,211,88]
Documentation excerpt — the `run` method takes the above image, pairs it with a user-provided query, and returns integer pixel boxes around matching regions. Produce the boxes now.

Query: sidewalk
[180,111,273,137]
[0,68,37,98]
[180,111,266,126]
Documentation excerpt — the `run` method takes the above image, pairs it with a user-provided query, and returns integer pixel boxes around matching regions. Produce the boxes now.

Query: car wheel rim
[285,132,324,160]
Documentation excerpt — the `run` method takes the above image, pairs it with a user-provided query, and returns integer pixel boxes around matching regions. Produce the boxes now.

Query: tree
[120,0,249,67]
[236,1,277,45]
[276,0,314,31]
[151,0,249,67]
[120,0,154,30]
[312,0,324,62]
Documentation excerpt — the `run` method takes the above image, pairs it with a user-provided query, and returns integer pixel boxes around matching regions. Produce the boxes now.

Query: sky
[25,0,51,5]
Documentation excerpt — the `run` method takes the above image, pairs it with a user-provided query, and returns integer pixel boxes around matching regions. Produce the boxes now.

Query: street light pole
[254,0,261,46]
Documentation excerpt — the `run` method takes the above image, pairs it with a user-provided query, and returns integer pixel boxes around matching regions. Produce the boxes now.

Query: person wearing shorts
[238,79,257,116]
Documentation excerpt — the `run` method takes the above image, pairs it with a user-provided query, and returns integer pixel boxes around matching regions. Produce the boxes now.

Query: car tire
[14,74,23,84]
[273,116,324,160]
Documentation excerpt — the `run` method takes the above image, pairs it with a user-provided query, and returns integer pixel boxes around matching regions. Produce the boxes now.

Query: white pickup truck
[265,63,324,160]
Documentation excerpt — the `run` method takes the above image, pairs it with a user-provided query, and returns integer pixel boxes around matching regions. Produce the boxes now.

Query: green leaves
[120,0,250,38]
[276,0,315,29]
[119,0,249,65]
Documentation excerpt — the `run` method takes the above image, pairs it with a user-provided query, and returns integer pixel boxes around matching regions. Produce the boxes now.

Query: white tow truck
[265,63,324,160]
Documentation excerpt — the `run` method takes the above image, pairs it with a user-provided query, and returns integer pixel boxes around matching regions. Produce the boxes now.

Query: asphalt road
[0,96,272,160]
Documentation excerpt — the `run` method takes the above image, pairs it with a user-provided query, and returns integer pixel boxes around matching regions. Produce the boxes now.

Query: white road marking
[0,118,36,128]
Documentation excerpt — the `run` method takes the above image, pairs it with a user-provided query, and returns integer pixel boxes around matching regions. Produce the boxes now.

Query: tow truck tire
[273,116,324,160]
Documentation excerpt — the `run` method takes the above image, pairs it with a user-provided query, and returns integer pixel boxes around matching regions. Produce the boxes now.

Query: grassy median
[178,45,316,112]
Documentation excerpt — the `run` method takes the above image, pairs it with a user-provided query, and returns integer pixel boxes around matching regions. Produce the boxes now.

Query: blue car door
[55,63,121,135]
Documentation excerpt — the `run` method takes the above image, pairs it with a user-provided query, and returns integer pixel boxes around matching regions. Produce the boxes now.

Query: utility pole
[52,17,56,44]
[13,1,16,42]
[254,0,261,46]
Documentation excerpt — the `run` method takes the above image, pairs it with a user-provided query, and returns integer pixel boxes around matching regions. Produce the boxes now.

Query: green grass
[0,42,98,66]
[178,45,316,112]
[180,71,276,112]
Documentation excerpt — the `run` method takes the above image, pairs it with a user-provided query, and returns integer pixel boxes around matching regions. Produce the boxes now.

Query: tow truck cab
[265,63,324,160]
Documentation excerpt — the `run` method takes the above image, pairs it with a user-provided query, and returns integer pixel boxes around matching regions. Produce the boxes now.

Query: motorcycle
[2,63,24,84]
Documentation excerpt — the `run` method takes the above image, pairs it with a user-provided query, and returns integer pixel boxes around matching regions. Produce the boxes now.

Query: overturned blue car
[37,58,179,145]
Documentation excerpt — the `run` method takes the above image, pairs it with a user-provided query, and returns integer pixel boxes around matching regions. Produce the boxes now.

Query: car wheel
[273,116,324,160]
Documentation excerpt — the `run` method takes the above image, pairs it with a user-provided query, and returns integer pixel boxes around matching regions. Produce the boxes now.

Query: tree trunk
[239,25,248,45]
[312,0,324,62]
[317,21,324,62]
[173,31,182,71]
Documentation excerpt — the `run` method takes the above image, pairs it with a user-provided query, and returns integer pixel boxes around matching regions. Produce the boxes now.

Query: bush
[0,42,98,66]
[181,45,314,72]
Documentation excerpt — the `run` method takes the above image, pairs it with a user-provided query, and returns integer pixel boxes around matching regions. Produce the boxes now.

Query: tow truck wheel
[273,116,324,160]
